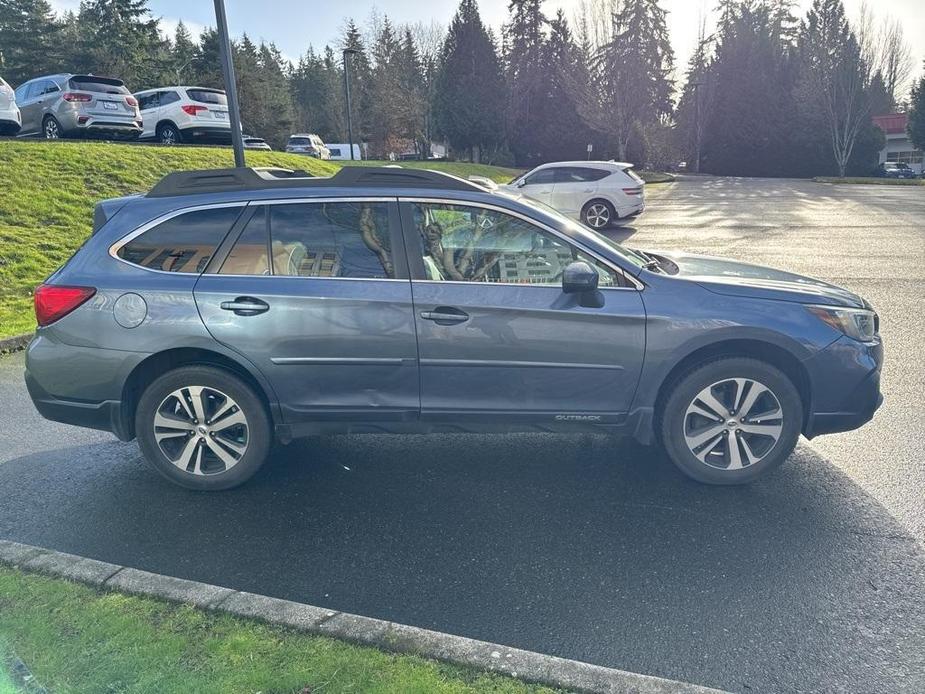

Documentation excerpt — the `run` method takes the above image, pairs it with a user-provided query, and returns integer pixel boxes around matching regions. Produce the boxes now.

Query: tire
[43,116,62,140]
[581,199,616,230]
[659,357,802,485]
[156,123,182,145]
[135,366,271,490]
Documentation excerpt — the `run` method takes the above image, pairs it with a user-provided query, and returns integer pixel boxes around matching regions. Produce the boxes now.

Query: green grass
[0,659,16,694]
[0,141,523,339]
[813,176,924,185]
[0,567,559,694]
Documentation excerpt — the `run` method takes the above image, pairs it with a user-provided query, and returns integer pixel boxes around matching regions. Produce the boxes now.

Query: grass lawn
[0,659,16,694]
[813,176,924,185]
[0,567,559,694]
[0,141,521,339]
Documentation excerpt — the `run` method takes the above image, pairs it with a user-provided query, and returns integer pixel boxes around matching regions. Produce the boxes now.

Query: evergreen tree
[908,66,925,152]
[172,20,197,84]
[503,0,547,164]
[368,17,403,157]
[0,0,61,85]
[796,0,872,177]
[192,27,223,88]
[592,0,674,162]
[433,0,506,160]
[543,10,592,162]
[397,28,428,155]
[341,19,373,149]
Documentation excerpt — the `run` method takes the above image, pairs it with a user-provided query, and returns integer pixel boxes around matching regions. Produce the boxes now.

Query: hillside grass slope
[0,141,519,338]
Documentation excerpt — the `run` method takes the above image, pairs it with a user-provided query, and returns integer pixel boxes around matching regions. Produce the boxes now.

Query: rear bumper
[180,125,231,142]
[25,371,130,440]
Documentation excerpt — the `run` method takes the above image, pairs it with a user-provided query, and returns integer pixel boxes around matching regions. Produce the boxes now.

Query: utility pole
[214,0,246,168]
[343,48,360,161]
[692,81,703,174]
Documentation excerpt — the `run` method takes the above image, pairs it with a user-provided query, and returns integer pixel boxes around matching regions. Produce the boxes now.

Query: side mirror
[562,261,599,294]
[516,178,527,188]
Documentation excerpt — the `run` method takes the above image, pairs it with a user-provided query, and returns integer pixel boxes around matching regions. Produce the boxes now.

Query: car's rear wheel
[43,116,61,139]
[157,123,181,145]
[136,366,271,490]
[660,358,802,485]
[581,199,616,229]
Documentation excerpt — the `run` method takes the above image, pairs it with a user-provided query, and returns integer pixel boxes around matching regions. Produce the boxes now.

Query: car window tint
[41,80,60,95]
[118,207,243,273]
[269,202,393,279]
[525,168,556,185]
[220,209,269,275]
[187,89,227,105]
[412,203,619,287]
[67,77,129,94]
[137,93,159,110]
[160,91,181,106]
[560,167,610,182]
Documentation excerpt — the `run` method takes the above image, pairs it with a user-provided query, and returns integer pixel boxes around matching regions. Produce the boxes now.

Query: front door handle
[420,307,469,325]
[220,296,269,316]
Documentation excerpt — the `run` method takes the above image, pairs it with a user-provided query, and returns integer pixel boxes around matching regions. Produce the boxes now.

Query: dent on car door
[400,200,646,430]
[194,200,420,429]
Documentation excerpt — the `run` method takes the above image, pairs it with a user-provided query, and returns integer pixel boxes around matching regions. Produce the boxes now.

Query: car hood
[644,250,867,309]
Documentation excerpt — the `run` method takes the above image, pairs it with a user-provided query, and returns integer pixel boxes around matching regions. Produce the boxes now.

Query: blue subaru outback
[25,167,883,490]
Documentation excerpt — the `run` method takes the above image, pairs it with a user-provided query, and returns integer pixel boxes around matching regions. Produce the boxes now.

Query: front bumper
[803,335,884,438]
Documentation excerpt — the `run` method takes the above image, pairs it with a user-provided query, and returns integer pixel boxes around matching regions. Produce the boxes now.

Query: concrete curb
[0,333,32,354]
[0,540,727,694]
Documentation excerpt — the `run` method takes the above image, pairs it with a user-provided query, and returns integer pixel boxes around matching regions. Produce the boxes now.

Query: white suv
[285,133,331,159]
[134,86,230,145]
[507,161,645,229]
[0,76,21,135]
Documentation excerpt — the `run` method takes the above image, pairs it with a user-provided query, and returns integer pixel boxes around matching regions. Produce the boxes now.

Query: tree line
[0,0,919,175]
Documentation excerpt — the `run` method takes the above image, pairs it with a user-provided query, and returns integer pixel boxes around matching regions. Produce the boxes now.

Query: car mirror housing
[562,261,599,294]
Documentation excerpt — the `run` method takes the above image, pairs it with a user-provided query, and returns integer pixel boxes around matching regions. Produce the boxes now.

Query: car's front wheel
[135,366,271,490]
[660,358,803,485]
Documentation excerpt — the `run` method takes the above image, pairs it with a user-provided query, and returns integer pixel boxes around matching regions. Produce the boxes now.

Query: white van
[326,143,362,161]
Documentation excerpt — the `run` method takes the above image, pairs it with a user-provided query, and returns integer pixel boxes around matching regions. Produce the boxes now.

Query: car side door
[517,167,557,205]
[15,81,42,135]
[400,199,646,430]
[136,91,160,138]
[194,199,420,433]
[550,167,608,218]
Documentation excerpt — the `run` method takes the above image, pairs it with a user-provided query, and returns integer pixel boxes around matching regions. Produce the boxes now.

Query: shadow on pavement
[1,434,923,693]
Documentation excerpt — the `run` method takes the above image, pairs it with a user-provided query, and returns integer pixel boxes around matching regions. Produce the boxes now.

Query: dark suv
[25,167,883,490]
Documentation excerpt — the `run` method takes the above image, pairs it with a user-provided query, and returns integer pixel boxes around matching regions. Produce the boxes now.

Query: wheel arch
[652,338,812,432]
[155,119,181,137]
[119,346,278,440]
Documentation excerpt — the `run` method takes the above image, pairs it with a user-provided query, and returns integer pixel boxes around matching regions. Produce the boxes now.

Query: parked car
[243,135,271,151]
[326,143,362,160]
[134,86,230,145]
[285,133,330,159]
[25,166,883,491]
[14,74,141,140]
[506,161,645,230]
[0,76,22,135]
[876,162,918,179]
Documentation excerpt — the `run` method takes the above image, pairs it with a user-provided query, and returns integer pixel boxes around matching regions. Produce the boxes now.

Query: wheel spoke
[737,381,769,418]
[739,422,782,438]
[695,390,730,419]
[685,423,726,449]
[172,435,201,471]
[727,436,745,470]
[740,436,761,466]
[205,437,239,469]
[694,433,725,462]
[154,412,193,431]
[687,401,724,422]
[186,386,208,423]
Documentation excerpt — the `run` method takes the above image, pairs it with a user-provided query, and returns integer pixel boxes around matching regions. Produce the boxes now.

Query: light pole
[213,0,246,168]
[691,81,703,174]
[342,48,360,161]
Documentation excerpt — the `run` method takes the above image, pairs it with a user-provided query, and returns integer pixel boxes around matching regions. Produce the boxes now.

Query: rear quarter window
[117,207,243,273]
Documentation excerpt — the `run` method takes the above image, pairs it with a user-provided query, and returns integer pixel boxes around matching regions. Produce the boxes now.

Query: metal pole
[214,0,246,168]
[343,48,358,161]
[692,81,702,174]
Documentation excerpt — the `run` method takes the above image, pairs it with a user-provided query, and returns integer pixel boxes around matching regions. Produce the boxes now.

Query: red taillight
[622,187,642,195]
[125,96,138,107]
[62,92,92,103]
[34,285,96,327]
[182,104,207,116]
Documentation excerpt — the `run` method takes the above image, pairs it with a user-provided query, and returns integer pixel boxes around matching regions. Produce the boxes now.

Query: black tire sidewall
[158,124,180,144]
[135,366,271,491]
[660,358,803,485]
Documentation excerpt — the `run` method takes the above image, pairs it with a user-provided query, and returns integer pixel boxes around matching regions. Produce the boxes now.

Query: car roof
[533,160,633,170]
[135,86,224,94]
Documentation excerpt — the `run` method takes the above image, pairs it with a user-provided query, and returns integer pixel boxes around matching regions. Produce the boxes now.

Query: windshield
[187,89,227,105]
[502,192,647,269]
[68,76,129,94]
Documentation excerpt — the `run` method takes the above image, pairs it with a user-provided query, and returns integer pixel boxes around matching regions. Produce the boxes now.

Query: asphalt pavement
[1,176,923,693]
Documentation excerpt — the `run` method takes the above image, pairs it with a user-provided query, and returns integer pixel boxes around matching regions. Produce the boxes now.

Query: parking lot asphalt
[1,176,924,693]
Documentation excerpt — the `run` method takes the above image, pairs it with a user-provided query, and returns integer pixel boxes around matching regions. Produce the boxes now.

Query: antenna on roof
[213,0,246,168]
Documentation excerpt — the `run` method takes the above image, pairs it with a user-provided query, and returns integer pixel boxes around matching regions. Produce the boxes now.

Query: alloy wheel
[584,203,611,229]
[682,377,784,471]
[160,127,177,145]
[44,119,59,139]
[153,385,249,476]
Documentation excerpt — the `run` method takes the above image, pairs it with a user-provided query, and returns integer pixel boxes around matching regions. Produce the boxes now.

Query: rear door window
[117,206,244,273]
[137,92,159,111]
[219,209,269,275]
[269,202,394,279]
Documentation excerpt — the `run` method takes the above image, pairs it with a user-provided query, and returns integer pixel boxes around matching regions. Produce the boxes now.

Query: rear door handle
[420,307,469,325]
[220,296,269,316]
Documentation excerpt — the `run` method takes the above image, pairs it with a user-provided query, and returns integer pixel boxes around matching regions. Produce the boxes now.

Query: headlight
[807,305,878,342]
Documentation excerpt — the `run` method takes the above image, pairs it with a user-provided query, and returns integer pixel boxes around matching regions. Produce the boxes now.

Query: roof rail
[146,166,485,198]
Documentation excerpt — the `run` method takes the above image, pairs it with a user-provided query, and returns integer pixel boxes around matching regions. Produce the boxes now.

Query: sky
[48,0,925,90]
